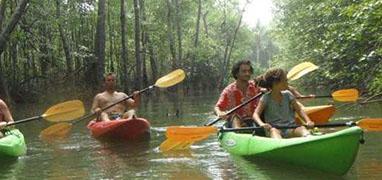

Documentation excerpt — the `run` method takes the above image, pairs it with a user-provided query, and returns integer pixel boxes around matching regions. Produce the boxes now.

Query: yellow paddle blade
[39,122,73,139]
[155,69,185,88]
[287,62,319,81]
[160,126,218,152]
[41,100,85,122]
[357,118,382,131]
[332,89,359,102]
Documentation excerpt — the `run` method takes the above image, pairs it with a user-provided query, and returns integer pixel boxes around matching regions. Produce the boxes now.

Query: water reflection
[0,157,21,179]
[89,139,152,179]
[1,93,381,179]
[232,156,344,180]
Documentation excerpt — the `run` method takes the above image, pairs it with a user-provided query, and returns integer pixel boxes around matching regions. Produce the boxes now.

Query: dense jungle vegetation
[0,0,381,104]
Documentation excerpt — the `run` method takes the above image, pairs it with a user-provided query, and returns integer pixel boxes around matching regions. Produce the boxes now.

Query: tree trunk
[166,0,177,69]
[141,0,148,87]
[0,0,29,56]
[133,0,142,89]
[174,0,182,67]
[94,0,106,86]
[0,7,10,104]
[107,0,114,72]
[191,0,202,77]
[218,4,245,89]
[147,36,158,83]
[194,0,201,48]
[202,11,209,37]
[55,0,73,74]
[0,0,7,31]
[120,0,129,92]
[10,42,17,85]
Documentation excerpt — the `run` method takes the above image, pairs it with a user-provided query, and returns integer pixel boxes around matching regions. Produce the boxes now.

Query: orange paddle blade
[160,126,218,151]
[40,123,73,139]
[332,89,359,102]
[357,118,382,131]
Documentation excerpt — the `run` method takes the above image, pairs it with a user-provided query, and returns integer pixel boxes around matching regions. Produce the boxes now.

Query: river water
[1,92,381,179]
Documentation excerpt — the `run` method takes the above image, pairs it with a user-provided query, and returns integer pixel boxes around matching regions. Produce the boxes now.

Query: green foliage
[272,0,382,93]
[0,0,277,101]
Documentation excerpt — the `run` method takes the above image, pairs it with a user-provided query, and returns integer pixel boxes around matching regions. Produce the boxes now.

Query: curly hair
[258,68,286,89]
[231,60,253,79]
[254,75,266,88]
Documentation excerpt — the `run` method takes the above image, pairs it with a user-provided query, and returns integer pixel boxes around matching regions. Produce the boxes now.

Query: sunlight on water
[1,94,381,179]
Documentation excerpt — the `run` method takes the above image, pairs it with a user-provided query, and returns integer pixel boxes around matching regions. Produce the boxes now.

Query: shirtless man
[91,73,140,121]
[0,99,14,138]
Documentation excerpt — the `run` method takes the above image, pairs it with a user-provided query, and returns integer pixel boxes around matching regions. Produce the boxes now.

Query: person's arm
[214,106,228,119]
[0,100,13,123]
[126,91,140,108]
[289,85,316,98]
[0,100,13,129]
[91,94,101,114]
[288,86,304,98]
[252,100,272,130]
[214,89,230,119]
[292,99,314,128]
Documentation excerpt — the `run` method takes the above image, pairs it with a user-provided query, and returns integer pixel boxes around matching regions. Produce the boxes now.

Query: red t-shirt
[216,80,260,119]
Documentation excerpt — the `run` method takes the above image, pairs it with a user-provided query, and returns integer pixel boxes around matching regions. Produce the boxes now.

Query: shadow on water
[38,135,153,179]
[231,155,345,180]
[88,139,153,179]
[3,91,382,179]
[0,157,25,179]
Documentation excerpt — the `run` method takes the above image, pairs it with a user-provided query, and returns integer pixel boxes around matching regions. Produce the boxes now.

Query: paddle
[286,61,319,81]
[206,62,319,127]
[3,100,85,127]
[205,92,264,126]
[298,88,359,102]
[39,69,186,138]
[160,88,361,151]
[159,62,319,151]
[220,118,382,132]
[159,92,265,151]
[161,118,382,151]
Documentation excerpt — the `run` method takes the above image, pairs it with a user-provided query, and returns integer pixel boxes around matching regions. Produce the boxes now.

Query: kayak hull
[87,118,151,141]
[218,126,362,175]
[0,129,27,158]
[297,105,336,125]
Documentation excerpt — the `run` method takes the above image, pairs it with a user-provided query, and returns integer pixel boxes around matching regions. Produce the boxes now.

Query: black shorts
[226,116,265,136]
[109,113,122,120]
[227,116,255,128]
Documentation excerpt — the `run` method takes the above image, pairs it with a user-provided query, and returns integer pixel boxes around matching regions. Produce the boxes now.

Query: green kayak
[218,127,363,175]
[0,129,27,158]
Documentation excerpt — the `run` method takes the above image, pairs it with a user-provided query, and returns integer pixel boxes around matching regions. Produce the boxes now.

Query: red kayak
[87,117,151,140]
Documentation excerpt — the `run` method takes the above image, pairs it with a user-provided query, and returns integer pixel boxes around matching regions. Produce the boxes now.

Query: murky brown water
[1,92,381,179]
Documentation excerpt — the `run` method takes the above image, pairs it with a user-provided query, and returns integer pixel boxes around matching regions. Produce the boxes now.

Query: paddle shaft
[5,115,43,126]
[205,92,264,126]
[72,85,156,124]
[298,95,331,99]
[220,121,357,132]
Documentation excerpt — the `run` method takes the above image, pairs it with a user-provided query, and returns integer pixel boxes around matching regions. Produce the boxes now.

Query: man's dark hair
[231,60,253,79]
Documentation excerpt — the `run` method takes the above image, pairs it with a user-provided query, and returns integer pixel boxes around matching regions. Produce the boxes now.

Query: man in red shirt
[214,60,261,128]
